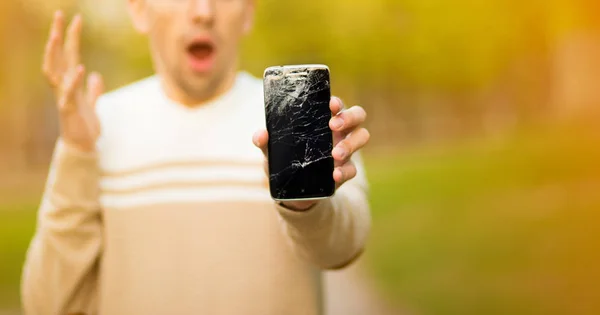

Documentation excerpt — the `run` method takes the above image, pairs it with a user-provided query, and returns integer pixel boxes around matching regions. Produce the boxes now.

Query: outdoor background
[1,0,600,314]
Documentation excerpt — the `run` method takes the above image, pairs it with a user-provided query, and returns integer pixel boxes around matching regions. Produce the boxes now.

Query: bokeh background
[2,0,600,314]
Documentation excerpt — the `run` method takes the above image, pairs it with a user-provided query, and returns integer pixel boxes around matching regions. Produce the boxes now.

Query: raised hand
[43,11,104,152]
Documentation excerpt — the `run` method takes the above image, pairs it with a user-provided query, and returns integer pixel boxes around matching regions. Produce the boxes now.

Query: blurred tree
[547,0,600,117]
[2,0,599,167]
[0,1,50,167]
[241,0,560,143]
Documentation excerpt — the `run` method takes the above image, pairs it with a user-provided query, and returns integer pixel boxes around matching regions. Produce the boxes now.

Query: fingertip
[87,72,98,91]
[330,96,343,114]
[332,147,346,160]
[88,71,99,82]
[252,130,266,146]
[333,168,343,182]
[356,105,367,120]
[51,11,64,35]
[259,130,269,146]
[68,13,82,31]
[97,76,105,92]
[330,96,339,108]
[93,72,105,85]
[362,127,371,142]
[75,17,83,31]
[75,13,83,26]
[252,131,260,147]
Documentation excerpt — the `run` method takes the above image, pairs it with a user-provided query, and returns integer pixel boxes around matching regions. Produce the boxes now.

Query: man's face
[130,0,254,101]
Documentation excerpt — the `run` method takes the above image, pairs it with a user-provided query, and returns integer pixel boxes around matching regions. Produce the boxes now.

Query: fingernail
[331,118,344,130]
[333,96,342,105]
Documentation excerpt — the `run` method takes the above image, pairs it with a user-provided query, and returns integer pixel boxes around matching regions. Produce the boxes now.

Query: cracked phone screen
[263,65,335,200]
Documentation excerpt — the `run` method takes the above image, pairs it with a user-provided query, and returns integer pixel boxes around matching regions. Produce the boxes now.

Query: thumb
[86,72,104,109]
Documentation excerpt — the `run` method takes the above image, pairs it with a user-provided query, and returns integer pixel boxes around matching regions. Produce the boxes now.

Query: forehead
[139,0,252,32]
[144,0,252,9]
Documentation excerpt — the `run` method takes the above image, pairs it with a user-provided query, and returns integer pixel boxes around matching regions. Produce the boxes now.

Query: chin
[171,62,229,102]
[180,76,221,101]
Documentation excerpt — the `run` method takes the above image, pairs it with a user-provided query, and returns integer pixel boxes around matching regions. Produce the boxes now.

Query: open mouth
[186,38,216,72]
[188,41,214,60]
[187,36,216,74]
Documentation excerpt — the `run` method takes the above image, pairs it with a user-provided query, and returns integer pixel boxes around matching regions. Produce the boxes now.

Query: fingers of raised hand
[58,65,85,114]
[86,72,104,109]
[42,12,84,89]
[42,11,66,87]
[64,14,82,73]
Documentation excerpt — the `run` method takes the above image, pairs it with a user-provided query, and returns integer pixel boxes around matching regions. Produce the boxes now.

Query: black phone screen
[263,65,335,200]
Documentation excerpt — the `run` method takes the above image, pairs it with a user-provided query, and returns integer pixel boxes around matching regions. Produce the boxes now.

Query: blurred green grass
[0,204,36,309]
[364,121,600,315]
[1,122,600,313]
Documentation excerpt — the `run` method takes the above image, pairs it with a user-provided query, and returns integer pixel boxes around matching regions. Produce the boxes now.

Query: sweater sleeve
[275,152,371,269]
[21,139,103,315]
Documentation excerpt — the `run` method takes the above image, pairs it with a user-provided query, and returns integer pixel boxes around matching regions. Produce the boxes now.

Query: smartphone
[263,64,335,201]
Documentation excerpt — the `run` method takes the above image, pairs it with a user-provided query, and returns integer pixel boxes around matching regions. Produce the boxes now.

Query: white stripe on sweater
[101,186,272,208]
[100,166,266,191]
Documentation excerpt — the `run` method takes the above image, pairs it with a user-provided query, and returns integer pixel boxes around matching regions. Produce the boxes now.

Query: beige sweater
[20,71,371,315]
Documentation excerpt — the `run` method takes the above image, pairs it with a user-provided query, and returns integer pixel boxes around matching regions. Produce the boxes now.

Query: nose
[190,0,215,26]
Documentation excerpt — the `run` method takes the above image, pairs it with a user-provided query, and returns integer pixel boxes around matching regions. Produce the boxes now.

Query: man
[21,0,371,314]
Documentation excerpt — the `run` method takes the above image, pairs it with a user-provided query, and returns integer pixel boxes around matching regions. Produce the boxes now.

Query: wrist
[278,200,318,212]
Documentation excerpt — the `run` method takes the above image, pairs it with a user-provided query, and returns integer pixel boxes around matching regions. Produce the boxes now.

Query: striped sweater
[21,71,371,315]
